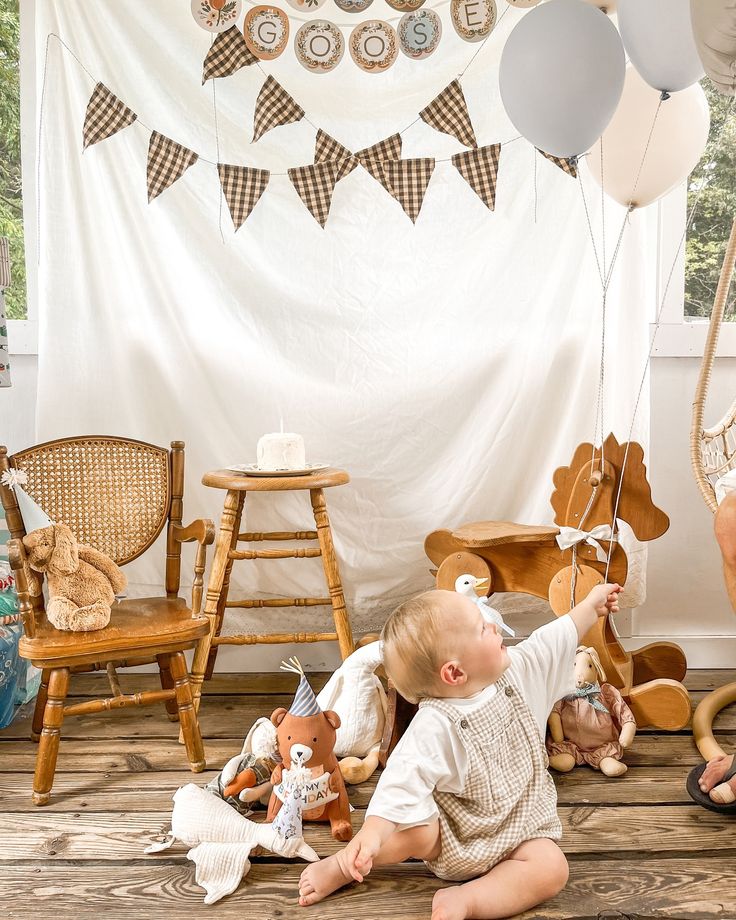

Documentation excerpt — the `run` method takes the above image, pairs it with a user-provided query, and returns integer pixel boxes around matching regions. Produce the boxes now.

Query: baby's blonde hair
[381,591,449,704]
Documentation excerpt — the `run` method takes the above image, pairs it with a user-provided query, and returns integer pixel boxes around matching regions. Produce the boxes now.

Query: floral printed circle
[244,6,290,60]
[398,9,441,59]
[295,20,344,73]
[349,20,398,72]
[191,0,242,33]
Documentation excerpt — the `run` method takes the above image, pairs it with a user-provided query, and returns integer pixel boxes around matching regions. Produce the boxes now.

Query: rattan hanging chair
[690,216,736,761]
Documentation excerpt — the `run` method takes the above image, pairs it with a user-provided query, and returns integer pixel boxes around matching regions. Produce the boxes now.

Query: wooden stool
[190,468,355,705]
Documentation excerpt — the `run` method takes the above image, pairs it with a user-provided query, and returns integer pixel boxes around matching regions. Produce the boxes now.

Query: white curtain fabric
[31,1,658,652]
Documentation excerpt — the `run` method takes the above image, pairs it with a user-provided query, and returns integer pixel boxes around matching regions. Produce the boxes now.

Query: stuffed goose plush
[454,574,515,637]
[316,640,387,783]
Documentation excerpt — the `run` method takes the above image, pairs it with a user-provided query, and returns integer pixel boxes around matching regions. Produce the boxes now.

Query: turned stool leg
[157,655,180,722]
[310,488,354,660]
[31,668,51,742]
[168,651,206,772]
[33,667,70,806]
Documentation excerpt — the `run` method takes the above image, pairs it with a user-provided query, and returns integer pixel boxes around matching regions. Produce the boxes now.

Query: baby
[298,582,622,919]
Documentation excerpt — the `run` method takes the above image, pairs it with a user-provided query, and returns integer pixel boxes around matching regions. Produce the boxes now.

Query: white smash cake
[256,432,306,471]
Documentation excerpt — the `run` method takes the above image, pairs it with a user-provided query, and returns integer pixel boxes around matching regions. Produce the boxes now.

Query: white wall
[0,355,38,453]
[633,357,736,667]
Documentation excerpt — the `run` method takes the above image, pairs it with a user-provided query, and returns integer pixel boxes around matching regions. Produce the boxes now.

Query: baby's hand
[587,583,622,617]
[341,828,382,882]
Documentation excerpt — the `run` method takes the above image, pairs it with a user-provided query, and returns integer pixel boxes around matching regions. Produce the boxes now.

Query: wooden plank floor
[1,670,735,919]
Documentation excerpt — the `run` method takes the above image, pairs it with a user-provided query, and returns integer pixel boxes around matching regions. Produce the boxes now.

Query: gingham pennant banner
[253,76,305,143]
[147,131,199,202]
[218,164,270,230]
[452,143,501,211]
[314,130,358,182]
[419,80,477,150]
[202,26,257,83]
[355,134,403,194]
[383,158,436,223]
[288,161,341,228]
[82,83,137,150]
[538,149,578,179]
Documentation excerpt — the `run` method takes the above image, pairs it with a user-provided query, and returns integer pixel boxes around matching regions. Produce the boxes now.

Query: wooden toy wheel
[548,564,604,616]
[436,552,492,594]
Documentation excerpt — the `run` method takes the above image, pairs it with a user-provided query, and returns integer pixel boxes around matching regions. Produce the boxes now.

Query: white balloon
[618,0,705,93]
[587,67,710,209]
[691,0,736,96]
[499,0,625,158]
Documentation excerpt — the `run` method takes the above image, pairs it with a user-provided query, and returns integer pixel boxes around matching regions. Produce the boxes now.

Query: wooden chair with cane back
[0,436,215,805]
[690,216,736,762]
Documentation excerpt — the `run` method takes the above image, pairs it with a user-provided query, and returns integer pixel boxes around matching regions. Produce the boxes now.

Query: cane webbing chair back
[2,436,171,565]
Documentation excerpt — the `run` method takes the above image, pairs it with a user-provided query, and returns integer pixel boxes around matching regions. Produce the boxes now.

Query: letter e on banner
[451,0,496,43]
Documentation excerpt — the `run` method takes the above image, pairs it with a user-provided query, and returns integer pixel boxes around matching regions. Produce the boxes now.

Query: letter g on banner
[244,5,290,60]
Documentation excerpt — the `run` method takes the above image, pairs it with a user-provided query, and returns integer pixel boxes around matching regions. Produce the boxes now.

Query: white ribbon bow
[0,468,28,489]
[556,524,617,563]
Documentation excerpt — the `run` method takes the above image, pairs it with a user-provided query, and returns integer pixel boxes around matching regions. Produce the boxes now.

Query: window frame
[7,0,38,355]
[651,183,736,358]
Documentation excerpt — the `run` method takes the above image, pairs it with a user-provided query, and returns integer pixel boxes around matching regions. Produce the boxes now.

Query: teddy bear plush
[23,523,127,632]
[546,645,637,777]
[266,659,352,842]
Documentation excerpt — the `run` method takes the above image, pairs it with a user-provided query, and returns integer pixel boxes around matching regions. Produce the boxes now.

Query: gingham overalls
[421,673,561,882]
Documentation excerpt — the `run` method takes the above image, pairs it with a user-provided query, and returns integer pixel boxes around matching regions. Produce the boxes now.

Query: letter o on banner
[295,20,345,73]
[349,20,399,71]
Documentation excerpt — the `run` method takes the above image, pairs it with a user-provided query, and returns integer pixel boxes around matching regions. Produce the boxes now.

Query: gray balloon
[618,0,704,94]
[499,0,625,158]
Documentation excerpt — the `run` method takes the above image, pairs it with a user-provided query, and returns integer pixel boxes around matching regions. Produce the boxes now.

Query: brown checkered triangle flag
[202,26,257,83]
[355,134,402,195]
[452,144,502,211]
[218,164,270,230]
[147,131,198,202]
[82,83,137,150]
[253,76,305,143]
[419,80,477,149]
[314,130,358,182]
[538,149,578,179]
[383,158,436,223]
[288,161,341,228]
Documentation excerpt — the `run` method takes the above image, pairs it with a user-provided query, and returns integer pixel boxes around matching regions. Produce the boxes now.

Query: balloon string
[603,95,736,581]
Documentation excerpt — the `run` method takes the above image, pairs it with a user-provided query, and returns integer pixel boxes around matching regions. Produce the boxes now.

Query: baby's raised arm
[568,583,622,640]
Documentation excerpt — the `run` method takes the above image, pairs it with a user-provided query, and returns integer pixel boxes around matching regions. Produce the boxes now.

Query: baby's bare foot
[431,887,468,920]
[298,852,354,907]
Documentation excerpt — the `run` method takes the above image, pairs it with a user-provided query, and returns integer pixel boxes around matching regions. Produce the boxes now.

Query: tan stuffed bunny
[22,523,126,632]
[546,645,637,777]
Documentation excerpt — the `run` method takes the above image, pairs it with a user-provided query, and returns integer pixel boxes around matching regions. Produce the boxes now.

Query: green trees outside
[0,0,23,320]
[685,80,736,322]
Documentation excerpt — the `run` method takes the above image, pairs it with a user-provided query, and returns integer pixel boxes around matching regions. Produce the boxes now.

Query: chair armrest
[7,538,37,638]
[171,519,216,546]
[171,520,215,617]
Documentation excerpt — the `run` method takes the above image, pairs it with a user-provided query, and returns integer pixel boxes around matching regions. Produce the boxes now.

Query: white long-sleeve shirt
[366,615,578,827]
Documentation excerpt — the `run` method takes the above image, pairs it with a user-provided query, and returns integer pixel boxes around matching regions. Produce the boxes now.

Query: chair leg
[156,655,180,722]
[168,651,206,772]
[33,667,70,806]
[31,669,51,742]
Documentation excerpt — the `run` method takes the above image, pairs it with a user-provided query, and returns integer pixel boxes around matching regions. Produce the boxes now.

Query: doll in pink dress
[546,645,636,777]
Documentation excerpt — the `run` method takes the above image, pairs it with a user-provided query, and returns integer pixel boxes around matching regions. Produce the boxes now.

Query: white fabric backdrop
[31,1,659,659]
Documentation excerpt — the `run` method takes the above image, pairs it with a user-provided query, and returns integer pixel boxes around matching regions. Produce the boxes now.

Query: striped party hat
[281,657,322,718]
